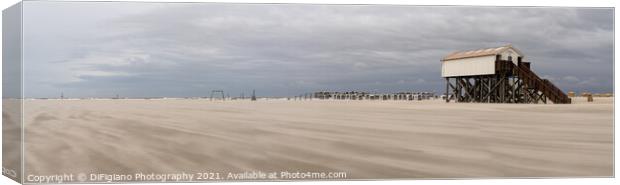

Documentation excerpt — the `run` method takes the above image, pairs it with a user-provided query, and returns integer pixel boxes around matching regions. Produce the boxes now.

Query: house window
[507,56,513,61]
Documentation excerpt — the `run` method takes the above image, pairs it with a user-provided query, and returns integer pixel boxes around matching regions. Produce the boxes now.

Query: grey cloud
[21,2,614,98]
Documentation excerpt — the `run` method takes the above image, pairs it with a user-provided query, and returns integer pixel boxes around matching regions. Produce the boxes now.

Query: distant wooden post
[445,78,450,102]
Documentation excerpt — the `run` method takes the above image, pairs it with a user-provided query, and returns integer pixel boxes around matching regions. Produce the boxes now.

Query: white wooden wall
[500,48,524,64]
[441,55,496,77]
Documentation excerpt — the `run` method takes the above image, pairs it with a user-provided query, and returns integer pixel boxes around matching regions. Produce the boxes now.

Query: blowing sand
[16,97,613,180]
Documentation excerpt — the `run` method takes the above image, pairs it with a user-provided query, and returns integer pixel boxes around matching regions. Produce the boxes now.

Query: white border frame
[1,1,616,185]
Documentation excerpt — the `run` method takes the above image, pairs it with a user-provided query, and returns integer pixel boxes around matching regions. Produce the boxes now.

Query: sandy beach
[16,97,613,181]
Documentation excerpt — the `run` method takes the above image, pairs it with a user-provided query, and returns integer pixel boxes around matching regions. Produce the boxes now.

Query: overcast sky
[20,1,613,98]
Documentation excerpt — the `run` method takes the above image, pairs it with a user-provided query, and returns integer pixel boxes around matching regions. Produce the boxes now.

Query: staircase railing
[496,60,571,104]
[508,61,571,104]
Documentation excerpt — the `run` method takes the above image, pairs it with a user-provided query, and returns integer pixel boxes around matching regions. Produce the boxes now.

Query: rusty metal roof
[441,45,522,61]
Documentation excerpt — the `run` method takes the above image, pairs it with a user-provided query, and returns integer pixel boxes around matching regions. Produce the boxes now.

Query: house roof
[441,45,523,61]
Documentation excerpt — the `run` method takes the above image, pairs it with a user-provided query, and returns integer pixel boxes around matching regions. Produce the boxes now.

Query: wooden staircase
[511,61,571,104]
